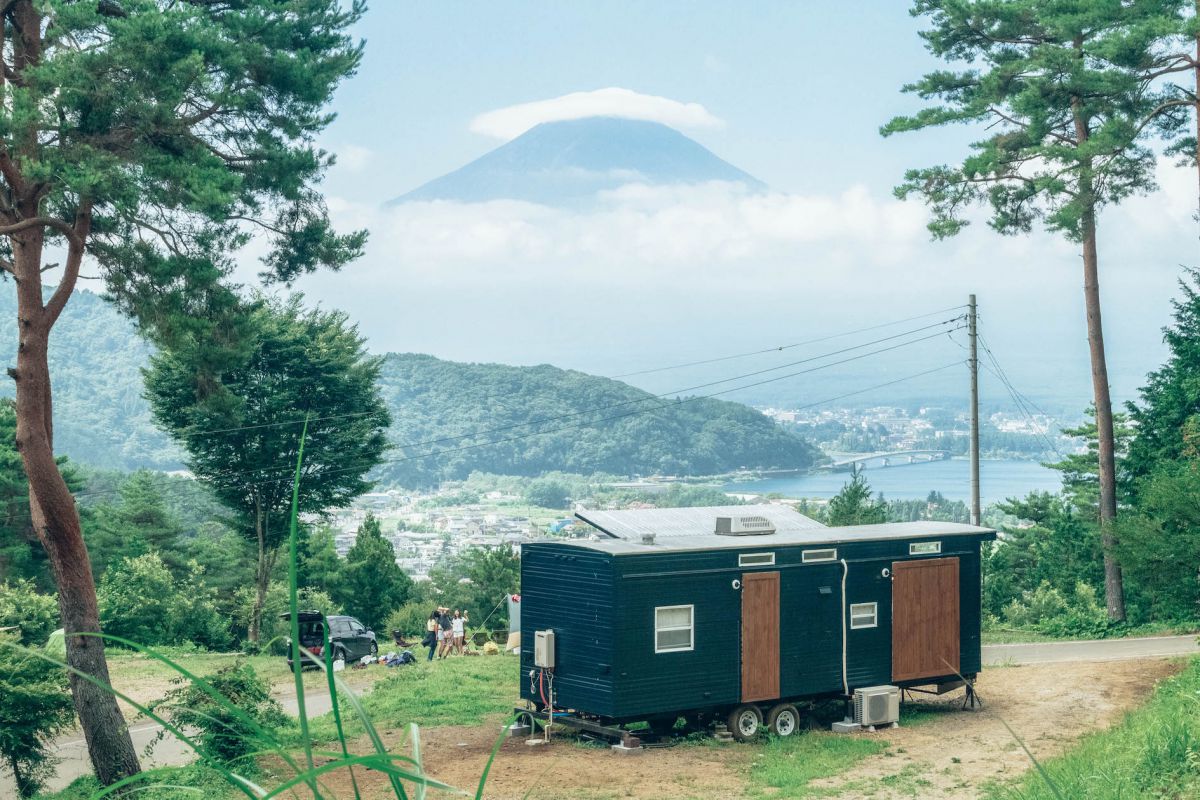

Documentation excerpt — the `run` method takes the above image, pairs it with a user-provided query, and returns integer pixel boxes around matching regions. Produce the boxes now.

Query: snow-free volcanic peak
[390,116,765,206]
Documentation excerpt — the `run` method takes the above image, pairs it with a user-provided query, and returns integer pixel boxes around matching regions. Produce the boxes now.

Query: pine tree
[337,513,413,633]
[882,1,1185,620]
[827,469,888,527]
[1127,268,1200,485]
[0,2,366,784]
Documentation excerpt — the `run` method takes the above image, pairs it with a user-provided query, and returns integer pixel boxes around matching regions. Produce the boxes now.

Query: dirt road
[10,636,1196,798]
[325,657,1184,799]
[983,633,1199,665]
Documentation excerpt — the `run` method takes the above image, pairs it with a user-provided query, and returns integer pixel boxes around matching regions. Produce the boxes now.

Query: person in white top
[451,609,467,655]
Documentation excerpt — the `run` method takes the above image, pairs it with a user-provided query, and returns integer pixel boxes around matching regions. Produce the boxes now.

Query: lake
[725,459,1061,504]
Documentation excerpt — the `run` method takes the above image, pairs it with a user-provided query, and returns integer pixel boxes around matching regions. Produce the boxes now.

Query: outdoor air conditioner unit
[715,515,776,536]
[854,685,900,727]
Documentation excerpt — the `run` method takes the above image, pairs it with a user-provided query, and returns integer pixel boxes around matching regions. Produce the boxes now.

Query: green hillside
[0,290,816,481]
[0,289,180,470]
[376,353,817,486]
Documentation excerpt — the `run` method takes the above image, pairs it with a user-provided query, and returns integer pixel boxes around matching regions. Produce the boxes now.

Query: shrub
[1002,580,1118,638]
[147,661,289,768]
[97,553,231,649]
[0,631,76,797]
[386,601,433,638]
[0,579,58,645]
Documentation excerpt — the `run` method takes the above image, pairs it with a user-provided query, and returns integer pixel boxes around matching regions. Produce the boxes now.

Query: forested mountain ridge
[0,291,816,481]
[376,353,817,486]
[0,289,181,470]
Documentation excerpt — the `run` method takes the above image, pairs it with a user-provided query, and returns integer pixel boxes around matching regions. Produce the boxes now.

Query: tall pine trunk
[11,226,141,786]
[1072,79,1126,622]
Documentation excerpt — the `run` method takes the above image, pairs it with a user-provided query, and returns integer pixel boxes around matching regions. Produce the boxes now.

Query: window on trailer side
[655,605,694,653]
[850,603,878,629]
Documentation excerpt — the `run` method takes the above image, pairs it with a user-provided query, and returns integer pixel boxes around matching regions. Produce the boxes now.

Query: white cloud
[334,144,373,172]
[469,88,725,141]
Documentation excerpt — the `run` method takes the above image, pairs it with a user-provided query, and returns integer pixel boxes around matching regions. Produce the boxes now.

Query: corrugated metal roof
[575,504,826,540]
[560,518,996,555]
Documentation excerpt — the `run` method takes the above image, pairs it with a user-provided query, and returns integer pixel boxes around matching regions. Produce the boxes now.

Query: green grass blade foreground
[987,656,1200,799]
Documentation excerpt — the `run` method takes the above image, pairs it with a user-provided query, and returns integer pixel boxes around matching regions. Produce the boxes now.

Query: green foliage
[883,1,1172,241]
[236,583,340,654]
[146,662,289,768]
[385,602,435,638]
[377,353,818,486]
[1001,580,1116,639]
[887,490,969,524]
[145,294,390,641]
[827,469,888,527]
[1043,409,1134,516]
[523,478,569,509]
[335,513,412,632]
[97,553,230,650]
[0,632,76,798]
[0,580,59,646]
[85,469,187,578]
[983,492,1104,624]
[424,545,520,627]
[1127,268,1200,487]
[989,657,1200,799]
[1117,461,1200,622]
[295,525,342,597]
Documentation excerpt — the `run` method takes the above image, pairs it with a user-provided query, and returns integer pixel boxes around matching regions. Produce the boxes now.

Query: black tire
[727,704,762,742]
[767,704,800,737]
[334,646,347,664]
[369,640,379,657]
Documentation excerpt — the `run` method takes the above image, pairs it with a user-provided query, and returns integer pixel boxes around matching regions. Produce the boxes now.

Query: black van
[282,611,379,668]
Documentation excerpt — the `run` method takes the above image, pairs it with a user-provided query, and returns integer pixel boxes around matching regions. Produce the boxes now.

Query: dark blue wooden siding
[519,544,616,715]
[521,533,989,720]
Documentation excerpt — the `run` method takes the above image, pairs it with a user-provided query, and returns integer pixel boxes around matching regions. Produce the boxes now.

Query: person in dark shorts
[424,609,439,661]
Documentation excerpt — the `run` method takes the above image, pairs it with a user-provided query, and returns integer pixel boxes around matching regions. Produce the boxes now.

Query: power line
[27,323,967,520]
[788,361,967,412]
[975,336,1063,460]
[78,319,965,498]
[609,304,968,379]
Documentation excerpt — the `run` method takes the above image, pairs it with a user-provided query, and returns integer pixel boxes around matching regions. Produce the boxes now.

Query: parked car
[281,611,378,669]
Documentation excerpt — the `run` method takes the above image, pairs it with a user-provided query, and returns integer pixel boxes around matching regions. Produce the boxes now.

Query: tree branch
[0,215,83,247]
[43,201,93,326]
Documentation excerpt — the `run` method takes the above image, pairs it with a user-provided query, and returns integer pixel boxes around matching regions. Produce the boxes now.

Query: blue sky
[283,2,1197,412]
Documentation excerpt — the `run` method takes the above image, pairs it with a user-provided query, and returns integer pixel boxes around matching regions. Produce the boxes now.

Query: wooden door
[741,571,780,702]
[891,557,960,682]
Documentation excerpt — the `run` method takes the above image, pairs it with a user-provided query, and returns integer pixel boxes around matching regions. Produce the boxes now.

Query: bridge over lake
[822,449,950,472]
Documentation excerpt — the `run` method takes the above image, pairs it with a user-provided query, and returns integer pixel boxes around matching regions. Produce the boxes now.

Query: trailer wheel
[727,705,762,742]
[767,704,800,737]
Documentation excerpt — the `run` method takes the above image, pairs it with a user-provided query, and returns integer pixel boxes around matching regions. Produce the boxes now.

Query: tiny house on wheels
[519,505,995,741]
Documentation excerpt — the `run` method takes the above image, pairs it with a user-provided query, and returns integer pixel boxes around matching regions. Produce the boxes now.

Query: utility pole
[968,294,981,526]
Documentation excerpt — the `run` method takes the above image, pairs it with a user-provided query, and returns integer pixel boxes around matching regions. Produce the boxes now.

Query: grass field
[985,656,1200,799]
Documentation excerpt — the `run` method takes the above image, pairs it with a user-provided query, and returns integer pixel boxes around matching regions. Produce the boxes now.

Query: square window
[850,602,878,629]
[909,541,942,555]
[655,605,694,653]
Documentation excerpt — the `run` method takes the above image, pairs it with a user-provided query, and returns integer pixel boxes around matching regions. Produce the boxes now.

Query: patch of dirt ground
[316,657,1183,800]
[811,657,1182,800]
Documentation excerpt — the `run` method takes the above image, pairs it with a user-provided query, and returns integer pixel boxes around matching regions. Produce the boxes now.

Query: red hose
[538,668,549,708]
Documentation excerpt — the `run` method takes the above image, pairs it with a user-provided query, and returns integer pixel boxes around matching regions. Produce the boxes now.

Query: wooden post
[968,295,981,526]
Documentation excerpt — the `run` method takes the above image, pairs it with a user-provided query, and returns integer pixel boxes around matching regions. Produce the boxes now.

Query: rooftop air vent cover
[715,515,776,536]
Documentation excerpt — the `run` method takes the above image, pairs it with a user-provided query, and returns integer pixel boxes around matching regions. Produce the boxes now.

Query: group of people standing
[424,606,469,660]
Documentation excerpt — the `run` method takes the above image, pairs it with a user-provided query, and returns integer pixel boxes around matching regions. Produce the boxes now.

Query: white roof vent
[715,515,776,536]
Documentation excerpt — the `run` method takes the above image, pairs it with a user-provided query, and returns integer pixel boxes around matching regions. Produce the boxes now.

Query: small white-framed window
[802,548,837,563]
[850,602,878,629]
[910,541,942,555]
[738,552,775,567]
[654,605,694,653]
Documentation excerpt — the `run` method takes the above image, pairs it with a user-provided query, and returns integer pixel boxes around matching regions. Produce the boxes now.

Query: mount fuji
[389,116,765,206]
